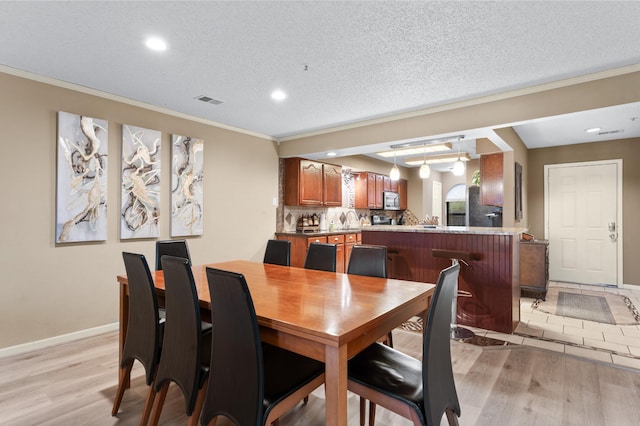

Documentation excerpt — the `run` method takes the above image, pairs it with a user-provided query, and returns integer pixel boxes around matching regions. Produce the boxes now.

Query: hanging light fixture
[452,148,465,176]
[389,149,400,181]
[419,143,430,179]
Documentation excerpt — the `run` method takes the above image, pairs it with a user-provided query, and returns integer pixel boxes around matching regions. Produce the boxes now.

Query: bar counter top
[361,225,527,235]
[276,226,526,237]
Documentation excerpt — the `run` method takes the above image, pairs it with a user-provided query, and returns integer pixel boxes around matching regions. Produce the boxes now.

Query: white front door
[545,161,621,286]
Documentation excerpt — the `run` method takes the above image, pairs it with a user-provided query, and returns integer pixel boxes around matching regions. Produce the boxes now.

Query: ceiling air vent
[195,95,223,105]
[598,129,624,135]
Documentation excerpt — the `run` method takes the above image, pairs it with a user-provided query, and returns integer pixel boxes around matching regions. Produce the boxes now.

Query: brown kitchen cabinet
[354,172,384,209]
[520,240,549,300]
[344,233,358,271]
[322,163,342,206]
[284,157,342,206]
[276,232,359,272]
[398,178,407,210]
[383,175,398,193]
[480,152,504,206]
[328,234,346,272]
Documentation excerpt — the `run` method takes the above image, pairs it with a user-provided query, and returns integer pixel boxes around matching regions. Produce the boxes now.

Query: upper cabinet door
[398,179,408,210]
[354,172,368,208]
[284,158,323,206]
[384,175,399,193]
[323,163,342,206]
[375,174,384,209]
[366,173,378,208]
[480,152,504,206]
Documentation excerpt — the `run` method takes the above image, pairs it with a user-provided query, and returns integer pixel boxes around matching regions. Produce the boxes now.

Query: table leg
[324,344,348,426]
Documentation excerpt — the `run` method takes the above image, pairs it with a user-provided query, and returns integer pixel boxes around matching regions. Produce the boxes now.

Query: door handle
[608,222,618,241]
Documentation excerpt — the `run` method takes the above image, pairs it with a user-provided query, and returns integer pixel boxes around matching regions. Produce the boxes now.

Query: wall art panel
[56,111,108,243]
[170,135,204,236]
[120,124,161,239]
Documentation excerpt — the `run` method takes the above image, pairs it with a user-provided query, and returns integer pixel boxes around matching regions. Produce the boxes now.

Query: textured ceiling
[1,1,639,153]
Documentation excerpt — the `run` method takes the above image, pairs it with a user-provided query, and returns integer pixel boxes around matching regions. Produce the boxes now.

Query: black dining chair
[263,239,291,266]
[112,252,164,424]
[304,242,337,272]
[148,256,212,426]
[347,244,387,278]
[348,263,461,426]
[347,244,394,350]
[200,267,325,426]
[155,239,191,270]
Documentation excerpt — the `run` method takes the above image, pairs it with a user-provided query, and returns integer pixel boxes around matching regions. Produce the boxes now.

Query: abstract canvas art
[170,135,204,236]
[56,111,108,243]
[121,124,161,239]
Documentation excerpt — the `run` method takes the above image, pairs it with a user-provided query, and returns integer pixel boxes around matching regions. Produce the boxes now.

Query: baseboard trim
[0,323,119,359]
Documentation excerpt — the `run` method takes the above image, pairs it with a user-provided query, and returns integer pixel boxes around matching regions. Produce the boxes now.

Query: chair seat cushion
[348,342,424,412]
[262,345,324,410]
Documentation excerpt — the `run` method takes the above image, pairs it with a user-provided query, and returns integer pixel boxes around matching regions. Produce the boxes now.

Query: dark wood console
[519,240,549,300]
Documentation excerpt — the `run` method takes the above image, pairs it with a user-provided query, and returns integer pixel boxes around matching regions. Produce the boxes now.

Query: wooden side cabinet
[520,240,549,300]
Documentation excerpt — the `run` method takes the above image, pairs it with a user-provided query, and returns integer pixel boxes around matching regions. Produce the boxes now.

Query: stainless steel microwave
[383,191,400,210]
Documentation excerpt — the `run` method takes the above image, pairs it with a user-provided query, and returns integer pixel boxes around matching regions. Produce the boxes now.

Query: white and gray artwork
[121,124,161,239]
[56,111,108,243]
[170,135,203,236]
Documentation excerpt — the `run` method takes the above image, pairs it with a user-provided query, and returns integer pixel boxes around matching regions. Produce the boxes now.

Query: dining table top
[117,259,435,348]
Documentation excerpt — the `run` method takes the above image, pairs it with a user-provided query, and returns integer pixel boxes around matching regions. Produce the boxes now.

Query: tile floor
[467,281,640,370]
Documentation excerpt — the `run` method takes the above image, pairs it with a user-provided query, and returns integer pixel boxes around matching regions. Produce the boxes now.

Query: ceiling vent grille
[195,95,223,105]
[598,129,624,135]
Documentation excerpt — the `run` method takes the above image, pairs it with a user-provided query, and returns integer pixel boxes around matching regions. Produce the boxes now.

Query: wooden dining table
[116,260,435,425]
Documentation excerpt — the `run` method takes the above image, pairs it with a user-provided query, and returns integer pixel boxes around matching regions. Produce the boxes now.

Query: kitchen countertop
[277,225,527,236]
[275,229,362,237]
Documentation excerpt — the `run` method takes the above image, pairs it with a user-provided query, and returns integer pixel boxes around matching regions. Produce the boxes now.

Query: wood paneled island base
[362,226,524,334]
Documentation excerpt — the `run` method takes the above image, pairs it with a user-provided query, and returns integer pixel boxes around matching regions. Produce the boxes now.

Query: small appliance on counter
[371,215,392,226]
[296,213,320,233]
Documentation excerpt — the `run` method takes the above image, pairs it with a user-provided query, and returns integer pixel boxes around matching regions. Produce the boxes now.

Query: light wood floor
[1,329,640,425]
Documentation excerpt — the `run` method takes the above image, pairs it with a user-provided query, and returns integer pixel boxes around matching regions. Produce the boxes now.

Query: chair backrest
[202,267,264,426]
[121,252,162,386]
[154,255,204,416]
[263,239,291,266]
[155,239,191,270]
[304,242,337,272]
[346,244,387,278]
[422,263,461,425]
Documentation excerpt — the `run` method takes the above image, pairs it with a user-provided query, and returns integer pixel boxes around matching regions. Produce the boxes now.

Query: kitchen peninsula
[362,225,525,333]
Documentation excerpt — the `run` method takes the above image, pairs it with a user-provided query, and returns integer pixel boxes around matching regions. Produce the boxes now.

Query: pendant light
[389,149,400,181]
[452,148,465,176]
[419,143,431,179]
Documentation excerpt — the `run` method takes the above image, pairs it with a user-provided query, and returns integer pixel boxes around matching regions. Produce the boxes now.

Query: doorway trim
[544,159,623,287]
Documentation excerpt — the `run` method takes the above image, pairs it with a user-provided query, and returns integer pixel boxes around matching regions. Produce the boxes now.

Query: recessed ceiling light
[327,152,337,157]
[585,127,601,133]
[145,37,167,51]
[271,89,287,101]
